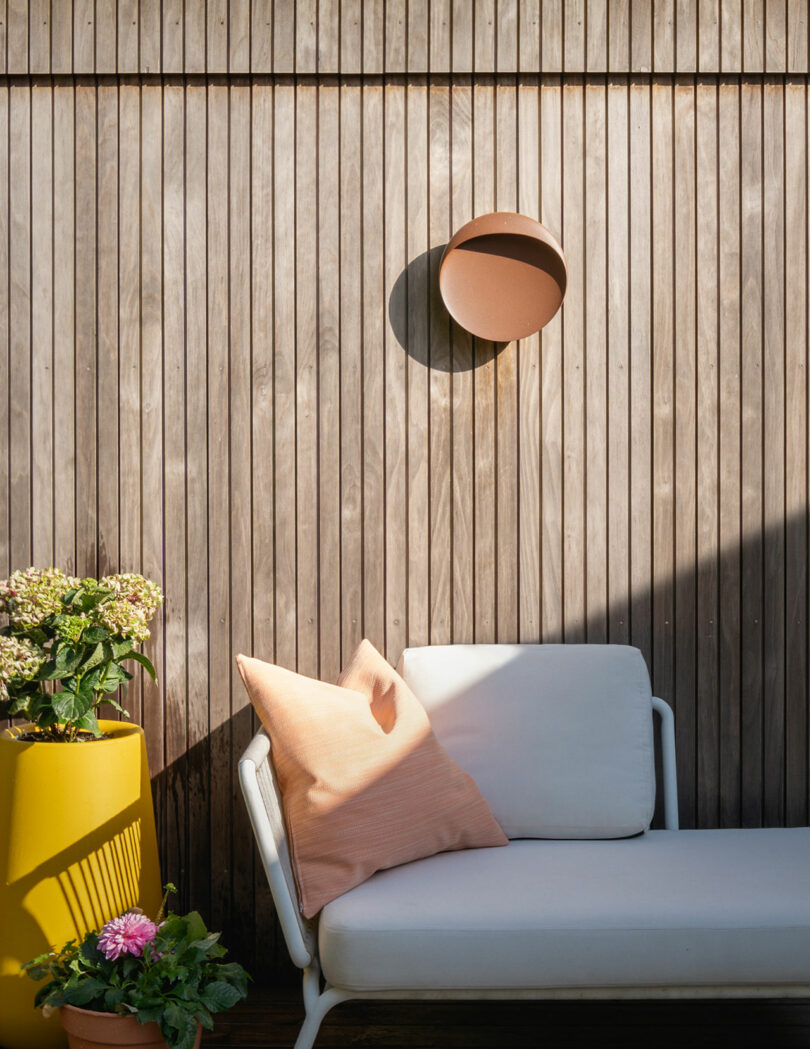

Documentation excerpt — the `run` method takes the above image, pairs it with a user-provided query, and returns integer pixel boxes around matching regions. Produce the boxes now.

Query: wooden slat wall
[2,3,810,980]
[1,0,810,74]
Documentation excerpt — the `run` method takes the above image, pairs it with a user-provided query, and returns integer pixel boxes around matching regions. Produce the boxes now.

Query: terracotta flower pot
[59,1004,202,1049]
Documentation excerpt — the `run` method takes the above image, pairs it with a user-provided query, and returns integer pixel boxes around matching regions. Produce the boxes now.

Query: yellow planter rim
[0,721,144,746]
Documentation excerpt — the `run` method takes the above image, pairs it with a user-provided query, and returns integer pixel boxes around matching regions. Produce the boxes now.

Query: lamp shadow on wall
[388,246,507,371]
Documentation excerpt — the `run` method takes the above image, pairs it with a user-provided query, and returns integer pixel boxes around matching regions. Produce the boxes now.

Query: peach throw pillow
[236,640,507,917]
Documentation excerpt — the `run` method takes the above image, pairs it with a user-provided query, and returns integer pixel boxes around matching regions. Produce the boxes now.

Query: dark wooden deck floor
[203,990,810,1048]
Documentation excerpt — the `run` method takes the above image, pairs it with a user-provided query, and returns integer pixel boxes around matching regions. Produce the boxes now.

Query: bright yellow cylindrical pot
[0,722,162,1049]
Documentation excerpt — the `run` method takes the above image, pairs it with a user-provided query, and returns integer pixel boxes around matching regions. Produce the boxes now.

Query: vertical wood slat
[606,80,630,645]
[161,79,187,927]
[50,0,71,73]
[451,78,475,642]
[584,79,607,643]
[384,81,408,663]
[141,84,163,785]
[8,83,30,567]
[588,0,608,71]
[294,83,319,676]
[428,80,452,644]
[740,80,764,826]
[30,84,52,565]
[518,80,541,642]
[608,0,630,71]
[318,82,341,680]
[184,81,211,923]
[628,80,652,670]
[495,80,518,642]
[673,80,697,828]
[74,84,96,579]
[206,82,230,933]
[540,76,564,643]
[52,85,75,571]
[339,82,363,658]
[96,82,118,578]
[718,79,742,825]
[273,82,296,668]
[676,0,698,70]
[118,0,138,73]
[229,81,255,964]
[472,78,496,642]
[406,79,429,648]
[762,81,786,825]
[562,78,586,643]
[362,81,386,649]
[651,80,676,801]
[721,0,743,70]
[250,80,278,973]
[695,81,720,827]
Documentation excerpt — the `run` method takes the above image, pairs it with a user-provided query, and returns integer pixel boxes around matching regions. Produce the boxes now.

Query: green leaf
[199,981,243,1013]
[7,693,31,717]
[37,660,62,681]
[216,962,250,994]
[111,638,133,660]
[101,696,129,716]
[133,1005,163,1025]
[163,1003,199,1049]
[83,625,110,643]
[52,689,95,723]
[74,710,102,737]
[98,664,132,692]
[54,645,83,676]
[74,589,111,613]
[126,650,157,681]
[81,643,108,673]
[61,977,108,1007]
[103,987,126,1012]
[189,1005,215,1031]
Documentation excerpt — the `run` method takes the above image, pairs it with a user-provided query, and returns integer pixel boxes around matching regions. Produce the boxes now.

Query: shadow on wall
[149,704,287,984]
[150,507,809,983]
[388,245,508,369]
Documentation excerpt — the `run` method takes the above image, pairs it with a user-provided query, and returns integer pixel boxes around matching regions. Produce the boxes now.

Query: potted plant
[0,568,165,1049]
[23,885,250,1049]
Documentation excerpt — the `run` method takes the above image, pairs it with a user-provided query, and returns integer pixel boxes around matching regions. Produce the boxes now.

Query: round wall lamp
[438,212,567,343]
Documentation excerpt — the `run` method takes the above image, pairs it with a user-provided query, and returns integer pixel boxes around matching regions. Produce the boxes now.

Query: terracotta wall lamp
[438,212,567,343]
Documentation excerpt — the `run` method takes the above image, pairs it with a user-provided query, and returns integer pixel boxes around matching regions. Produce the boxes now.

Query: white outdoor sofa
[239,644,810,1049]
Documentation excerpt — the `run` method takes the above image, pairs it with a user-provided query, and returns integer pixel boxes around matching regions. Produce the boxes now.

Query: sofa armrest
[239,729,318,969]
[652,696,679,830]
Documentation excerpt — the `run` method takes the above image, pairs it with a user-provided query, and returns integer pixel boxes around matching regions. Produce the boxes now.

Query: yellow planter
[0,721,162,1049]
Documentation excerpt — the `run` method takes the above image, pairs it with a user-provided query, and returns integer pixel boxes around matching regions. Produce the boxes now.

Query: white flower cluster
[98,574,164,644]
[0,567,79,629]
[0,634,45,701]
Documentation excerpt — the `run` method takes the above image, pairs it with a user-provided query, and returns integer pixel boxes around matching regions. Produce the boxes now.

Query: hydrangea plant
[23,886,250,1049]
[0,567,163,741]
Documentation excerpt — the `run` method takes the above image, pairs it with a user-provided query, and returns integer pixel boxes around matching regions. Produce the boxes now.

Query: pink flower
[97,911,158,961]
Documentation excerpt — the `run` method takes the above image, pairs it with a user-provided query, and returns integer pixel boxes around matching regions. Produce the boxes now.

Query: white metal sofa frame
[239,695,709,1049]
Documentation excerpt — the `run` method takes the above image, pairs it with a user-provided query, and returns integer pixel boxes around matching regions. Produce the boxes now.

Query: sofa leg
[293,964,351,1049]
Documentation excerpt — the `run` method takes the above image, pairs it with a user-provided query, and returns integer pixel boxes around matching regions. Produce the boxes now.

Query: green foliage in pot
[23,886,250,1049]
[0,567,163,740]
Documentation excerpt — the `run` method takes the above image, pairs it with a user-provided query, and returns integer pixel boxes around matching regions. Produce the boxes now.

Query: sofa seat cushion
[319,831,810,991]
[399,644,655,839]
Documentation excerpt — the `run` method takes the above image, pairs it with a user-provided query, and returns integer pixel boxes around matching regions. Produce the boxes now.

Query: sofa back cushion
[398,644,655,839]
